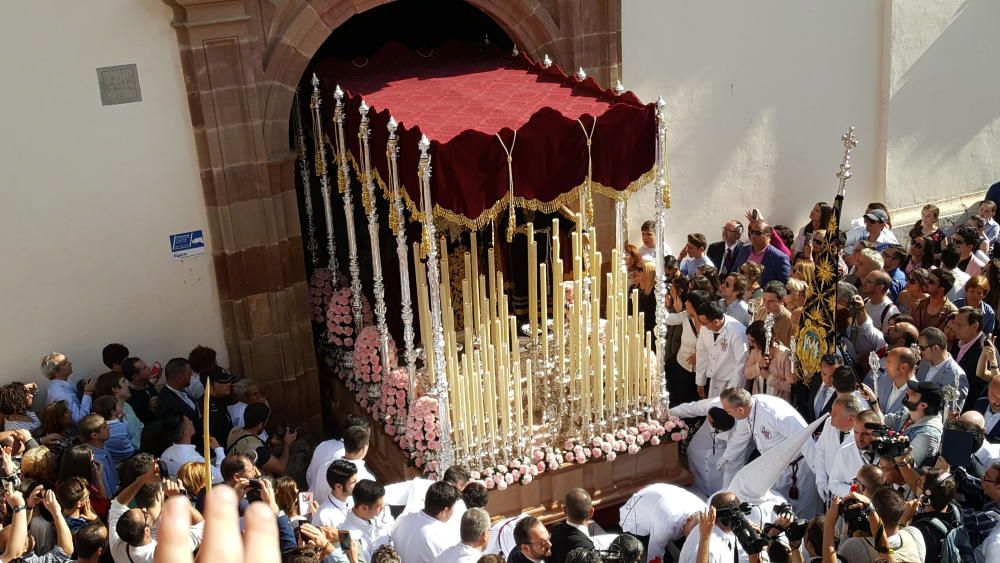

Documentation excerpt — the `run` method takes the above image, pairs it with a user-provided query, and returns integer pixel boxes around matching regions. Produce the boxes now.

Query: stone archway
[164,0,622,426]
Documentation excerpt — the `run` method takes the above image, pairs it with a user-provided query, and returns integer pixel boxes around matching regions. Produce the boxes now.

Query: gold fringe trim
[340,150,665,232]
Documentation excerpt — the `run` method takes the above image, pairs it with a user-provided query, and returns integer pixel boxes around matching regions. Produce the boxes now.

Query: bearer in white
[695,301,749,399]
[669,398,738,494]
[807,395,864,503]
[719,388,822,518]
[433,508,491,563]
[619,483,705,562]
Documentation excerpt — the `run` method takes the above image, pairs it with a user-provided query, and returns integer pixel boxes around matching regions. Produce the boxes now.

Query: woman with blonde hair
[177,461,209,502]
[629,260,658,334]
[791,261,815,287]
[623,244,643,286]
[743,320,795,400]
[785,278,808,327]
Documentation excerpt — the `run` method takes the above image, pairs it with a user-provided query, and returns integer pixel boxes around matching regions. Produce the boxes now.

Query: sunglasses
[749,229,765,236]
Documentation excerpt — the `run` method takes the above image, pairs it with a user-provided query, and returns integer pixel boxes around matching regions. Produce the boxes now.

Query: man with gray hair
[719,388,820,517]
[42,352,95,423]
[433,507,490,563]
[808,395,864,503]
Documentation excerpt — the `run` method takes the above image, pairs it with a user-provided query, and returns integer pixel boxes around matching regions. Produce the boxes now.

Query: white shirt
[306,438,345,491]
[986,405,1000,435]
[695,315,749,398]
[947,267,971,301]
[665,311,698,372]
[978,517,1000,563]
[160,443,224,483]
[485,514,527,557]
[887,381,908,415]
[166,383,197,411]
[341,508,394,562]
[433,543,483,563]
[677,525,736,563]
[808,422,852,501]
[722,395,807,467]
[109,499,204,563]
[720,298,752,327]
[639,243,674,261]
[313,457,375,503]
[669,398,731,494]
[827,440,869,499]
[620,483,705,562]
[392,511,457,563]
[313,494,353,529]
[865,298,898,332]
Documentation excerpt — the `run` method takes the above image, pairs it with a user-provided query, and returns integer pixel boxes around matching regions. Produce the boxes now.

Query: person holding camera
[227,403,296,477]
[823,489,922,562]
[678,493,745,563]
[870,380,944,468]
[901,468,973,561]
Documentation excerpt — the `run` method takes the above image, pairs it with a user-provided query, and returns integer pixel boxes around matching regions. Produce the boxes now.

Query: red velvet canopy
[311,42,657,229]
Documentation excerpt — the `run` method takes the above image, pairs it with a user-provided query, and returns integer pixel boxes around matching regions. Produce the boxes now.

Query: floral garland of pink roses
[399,395,442,479]
[325,286,374,349]
[561,418,686,464]
[380,368,409,438]
[351,326,398,413]
[309,268,337,326]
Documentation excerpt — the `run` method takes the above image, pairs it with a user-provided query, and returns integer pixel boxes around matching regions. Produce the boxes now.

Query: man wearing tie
[707,220,748,276]
[974,376,1000,443]
[548,489,595,563]
[868,347,918,416]
[805,354,840,422]
[916,327,970,412]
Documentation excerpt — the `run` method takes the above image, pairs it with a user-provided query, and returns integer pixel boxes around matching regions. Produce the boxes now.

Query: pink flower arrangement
[309,268,338,325]
[325,286,374,349]
[350,326,398,414]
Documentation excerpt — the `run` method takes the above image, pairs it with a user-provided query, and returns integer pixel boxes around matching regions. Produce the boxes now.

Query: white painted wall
[622,0,885,254]
[884,0,1000,213]
[0,1,226,395]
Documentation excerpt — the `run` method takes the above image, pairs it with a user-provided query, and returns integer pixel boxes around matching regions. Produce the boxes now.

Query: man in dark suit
[549,489,595,563]
[973,376,1000,443]
[508,516,552,563]
[801,354,841,423]
[156,357,203,445]
[706,220,749,276]
[731,220,791,286]
[951,306,985,410]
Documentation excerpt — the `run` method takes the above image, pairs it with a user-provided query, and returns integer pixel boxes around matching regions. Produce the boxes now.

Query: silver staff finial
[418,134,430,153]
[311,73,319,88]
[333,84,344,101]
[512,45,519,57]
[614,80,625,95]
[387,116,398,134]
[542,54,552,68]
[575,67,587,81]
[358,99,369,116]
[836,126,858,197]
[656,95,666,110]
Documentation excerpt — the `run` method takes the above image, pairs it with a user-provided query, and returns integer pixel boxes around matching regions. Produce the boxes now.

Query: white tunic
[433,543,483,563]
[312,457,376,504]
[619,483,706,562]
[806,422,853,502]
[484,514,527,557]
[670,398,732,494]
[826,439,868,499]
[313,494,353,529]
[676,525,736,563]
[391,511,457,563]
[340,508,394,562]
[695,315,749,398]
[306,438,345,491]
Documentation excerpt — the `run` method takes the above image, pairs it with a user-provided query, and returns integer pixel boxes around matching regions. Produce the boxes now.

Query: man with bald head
[731,220,790,285]
[973,376,1000,443]
[885,321,919,349]
[862,270,898,332]
[707,220,748,276]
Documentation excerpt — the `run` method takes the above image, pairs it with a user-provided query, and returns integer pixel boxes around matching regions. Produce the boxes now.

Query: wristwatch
[11,504,27,514]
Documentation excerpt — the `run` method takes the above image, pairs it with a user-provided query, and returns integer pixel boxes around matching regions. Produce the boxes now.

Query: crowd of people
[7,195,1000,563]
[624,199,1000,562]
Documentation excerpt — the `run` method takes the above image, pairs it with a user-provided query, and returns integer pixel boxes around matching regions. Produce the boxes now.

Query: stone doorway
[164,0,622,427]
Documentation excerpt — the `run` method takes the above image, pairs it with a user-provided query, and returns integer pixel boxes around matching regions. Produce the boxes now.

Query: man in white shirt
[340,479,393,562]
[313,458,358,529]
[434,508,490,563]
[109,464,204,563]
[637,220,673,261]
[942,244,971,302]
[619,483,705,562]
[306,437,344,492]
[678,493,740,563]
[694,301,749,399]
[718,273,751,327]
[809,396,864,503]
[669,399,737,494]
[41,352,95,424]
[384,465,471,538]
[314,425,376,502]
[719,388,820,518]
[160,414,224,483]
[391,481,461,563]
[827,410,883,498]
[916,327,970,411]
[863,270,899,332]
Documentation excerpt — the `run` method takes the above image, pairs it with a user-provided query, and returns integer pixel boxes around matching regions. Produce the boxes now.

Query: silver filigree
[387,117,418,399]
[332,85,365,334]
[613,80,625,96]
[836,127,858,198]
[542,54,552,69]
[575,67,587,81]
[310,75,340,275]
[293,90,319,268]
[653,95,670,419]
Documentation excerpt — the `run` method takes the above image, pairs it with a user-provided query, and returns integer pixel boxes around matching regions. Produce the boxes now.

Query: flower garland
[561,418,686,464]
[309,268,337,326]
[400,396,442,479]
[351,326,398,413]
[325,286,374,349]
[380,368,410,438]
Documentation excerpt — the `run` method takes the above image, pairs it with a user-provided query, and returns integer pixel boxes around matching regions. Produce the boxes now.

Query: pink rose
[497,479,508,491]
[601,443,612,453]
[627,444,640,455]
[564,440,575,451]
[650,436,660,446]
[591,438,602,448]
[416,442,426,451]
[591,448,602,459]
[547,461,559,471]
[537,461,546,472]
[428,440,440,451]
[615,430,626,439]
[663,421,676,432]
[565,452,575,463]
[573,446,584,458]
[671,432,682,441]
[641,431,651,442]
[470,471,481,480]
[624,435,636,445]
[426,431,437,442]
[522,474,533,485]
[484,477,495,489]
[512,469,521,480]
[385,425,395,436]
[606,451,617,461]
[505,473,514,485]
[344,338,354,347]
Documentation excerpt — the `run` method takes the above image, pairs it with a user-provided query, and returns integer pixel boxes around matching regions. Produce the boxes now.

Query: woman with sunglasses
[898,268,931,316]
[906,235,936,274]
[0,382,41,435]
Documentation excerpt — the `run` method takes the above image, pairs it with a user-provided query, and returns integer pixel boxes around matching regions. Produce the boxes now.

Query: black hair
[221,454,250,482]
[326,459,358,491]
[513,515,542,547]
[461,482,489,509]
[120,357,142,382]
[762,280,787,300]
[696,300,725,322]
[343,425,371,454]
[102,343,130,370]
[832,366,857,394]
[423,481,460,516]
[443,465,471,486]
[164,357,191,383]
[352,479,385,506]
[73,522,109,559]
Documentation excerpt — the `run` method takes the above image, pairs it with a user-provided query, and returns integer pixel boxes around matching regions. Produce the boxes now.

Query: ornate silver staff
[615,200,626,272]
[763,312,775,394]
[332,85,365,334]
[868,351,881,407]
[418,134,454,471]
[653,96,670,418]
[358,100,392,375]
[293,90,319,269]
[309,75,339,275]
[387,117,417,398]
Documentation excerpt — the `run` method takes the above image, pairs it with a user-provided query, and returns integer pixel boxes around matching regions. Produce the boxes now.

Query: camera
[764,504,808,543]
[716,502,769,555]
[838,498,874,534]
[246,478,265,504]
[866,422,910,459]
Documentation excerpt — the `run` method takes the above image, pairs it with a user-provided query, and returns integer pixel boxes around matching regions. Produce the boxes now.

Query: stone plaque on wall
[96,64,142,106]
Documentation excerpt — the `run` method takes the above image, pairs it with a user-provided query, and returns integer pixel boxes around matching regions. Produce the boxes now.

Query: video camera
[763,504,808,543]
[716,502,769,555]
[866,422,910,459]
[838,497,875,534]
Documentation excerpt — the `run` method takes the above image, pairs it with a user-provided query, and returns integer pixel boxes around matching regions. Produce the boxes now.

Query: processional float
[296,42,685,482]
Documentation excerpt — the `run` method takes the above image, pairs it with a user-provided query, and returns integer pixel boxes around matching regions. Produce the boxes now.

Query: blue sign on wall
[169,230,206,260]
